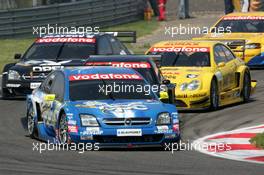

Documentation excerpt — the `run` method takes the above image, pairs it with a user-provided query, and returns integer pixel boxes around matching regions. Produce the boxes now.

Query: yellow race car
[195,12,264,68]
[146,40,257,110]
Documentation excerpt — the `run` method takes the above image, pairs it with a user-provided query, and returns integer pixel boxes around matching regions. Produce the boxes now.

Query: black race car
[85,55,175,103]
[86,55,162,86]
[1,32,135,99]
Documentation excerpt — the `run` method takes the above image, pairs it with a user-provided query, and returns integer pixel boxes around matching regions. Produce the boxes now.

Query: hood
[71,99,173,119]
[160,67,212,84]
[202,33,262,42]
[10,59,87,78]
[16,59,87,67]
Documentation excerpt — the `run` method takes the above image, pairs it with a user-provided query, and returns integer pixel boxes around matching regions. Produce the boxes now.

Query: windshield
[150,51,210,67]
[215,19,264,33]
[86,61,159,85]
[23,43,96,60]
[69,80,156,101]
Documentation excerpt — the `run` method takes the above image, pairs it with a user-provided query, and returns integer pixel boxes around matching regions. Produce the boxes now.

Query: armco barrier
[0,0,145,38]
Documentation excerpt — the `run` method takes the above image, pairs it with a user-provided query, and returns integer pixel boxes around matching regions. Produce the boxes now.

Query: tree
[0,0,17,9]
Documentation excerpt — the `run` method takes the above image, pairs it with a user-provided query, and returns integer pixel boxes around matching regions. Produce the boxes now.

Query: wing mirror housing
[217,62,226,67]
[14,53,22,60]
[162,79,176,104]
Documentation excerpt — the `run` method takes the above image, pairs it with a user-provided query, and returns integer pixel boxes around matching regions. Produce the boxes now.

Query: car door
[39,72,57,126]
[46,72,65,128]
[39,71,65,128]
[221,45,238,89]
[214,45,230,92]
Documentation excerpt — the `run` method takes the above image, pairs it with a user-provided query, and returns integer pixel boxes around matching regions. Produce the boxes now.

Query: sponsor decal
[69,73,142,81]
[80,135,93,140]
[176,94,188,98]
[68,126,78,133]
[173,124,180,132]
[223,16,264,20]
[33,66,63,72]
[86,62,151,68]
[150,47,210,53]
[163,42,199,46]
[36,37,96,43]
[67,120,77,125]
[30,82,41,89]
[190,93,207,98]
[6,84,21,88]
[81,127,103,135]
[76,102,148,115]
[156,125,173,134]
[117,129,142,137]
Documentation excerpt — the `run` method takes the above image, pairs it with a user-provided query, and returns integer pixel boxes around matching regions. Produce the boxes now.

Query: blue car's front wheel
[58,113,69,144]
[27,103,38,138]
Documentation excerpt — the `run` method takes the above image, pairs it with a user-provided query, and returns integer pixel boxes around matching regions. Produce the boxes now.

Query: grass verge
[0,19,159,71]
[250,133,264,149]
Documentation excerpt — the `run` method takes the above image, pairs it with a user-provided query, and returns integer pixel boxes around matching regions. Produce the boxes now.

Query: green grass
[0,19,159,71]
[250,133,264,149]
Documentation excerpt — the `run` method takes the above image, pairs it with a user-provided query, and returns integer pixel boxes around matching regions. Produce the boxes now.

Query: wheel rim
[59,115,68,144]
[27,107,35,134]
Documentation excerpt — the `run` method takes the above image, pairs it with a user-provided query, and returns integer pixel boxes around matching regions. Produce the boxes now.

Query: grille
[93,134,163,143]
[103,118,151,126]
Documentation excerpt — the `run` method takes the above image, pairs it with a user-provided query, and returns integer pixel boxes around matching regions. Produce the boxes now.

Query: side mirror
[217,62,226,67]
[162,79,171,85]
[161,80,176,104]
[44,94,56,101]
[14,53,22,60]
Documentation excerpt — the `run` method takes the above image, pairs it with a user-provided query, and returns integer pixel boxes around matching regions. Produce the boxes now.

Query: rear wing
[103,31,137,43]
[196,39,246,60]
[220,39,246,60]
[87,55,161,67]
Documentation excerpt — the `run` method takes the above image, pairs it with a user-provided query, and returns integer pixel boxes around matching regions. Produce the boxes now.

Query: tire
[1,63,16,100]
[210,79,219,110]
[1,87,12,100]
[242,72,251,103]
[58,113,69,144]
[27,103,38,138]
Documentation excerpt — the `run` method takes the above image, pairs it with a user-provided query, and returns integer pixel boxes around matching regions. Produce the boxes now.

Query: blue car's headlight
[156,112,171,125]
[80,114,99,126]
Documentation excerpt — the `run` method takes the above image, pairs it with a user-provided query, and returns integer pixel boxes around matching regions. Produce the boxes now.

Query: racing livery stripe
[69,73,143,81]
[36,37,96,43]
[150,47,210,52]
[86,62,151,68]
[223,16,264,20]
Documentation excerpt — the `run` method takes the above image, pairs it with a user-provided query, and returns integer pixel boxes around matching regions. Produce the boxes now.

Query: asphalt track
[0,69,263,175]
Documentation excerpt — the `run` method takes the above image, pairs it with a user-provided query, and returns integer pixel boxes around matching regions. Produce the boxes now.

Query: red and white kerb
[150,47,210,53]
[36,37,96,43]
[86,62,151,68]
[69,73,142,81]
[223,16,264,20]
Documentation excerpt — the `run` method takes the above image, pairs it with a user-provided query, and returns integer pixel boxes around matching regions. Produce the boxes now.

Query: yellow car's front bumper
[160,90,210,110]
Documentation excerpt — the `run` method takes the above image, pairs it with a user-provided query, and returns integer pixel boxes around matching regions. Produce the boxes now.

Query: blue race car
[26,66,180,148]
